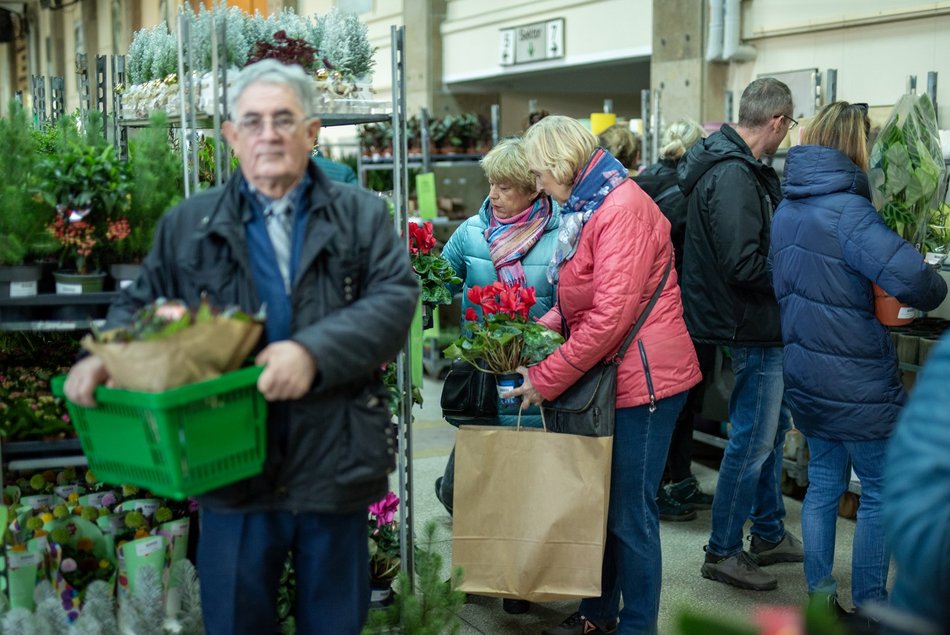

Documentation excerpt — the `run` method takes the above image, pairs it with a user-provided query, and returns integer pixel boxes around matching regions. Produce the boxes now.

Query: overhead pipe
[705,0,724,62]
[722,0,757,62]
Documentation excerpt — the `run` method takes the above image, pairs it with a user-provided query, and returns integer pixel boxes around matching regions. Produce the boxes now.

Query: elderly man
[677,77,803,591]
[64,60,419,633]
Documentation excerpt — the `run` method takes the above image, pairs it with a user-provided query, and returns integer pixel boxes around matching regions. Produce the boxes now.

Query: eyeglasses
[779,114,799,129]
[236,113,302,136]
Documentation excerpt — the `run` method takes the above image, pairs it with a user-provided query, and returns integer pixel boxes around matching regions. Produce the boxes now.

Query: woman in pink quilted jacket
[511,116,701,635]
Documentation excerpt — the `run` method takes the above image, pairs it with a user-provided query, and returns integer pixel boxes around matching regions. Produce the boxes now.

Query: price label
[897,307,918,319]
[55,282,83,295]
[9,281,37,298]
[8,551,41,569]
[119,279,133,289]
[135,536,163,557]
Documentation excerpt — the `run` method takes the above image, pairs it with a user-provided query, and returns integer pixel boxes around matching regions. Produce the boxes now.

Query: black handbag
[441,359,498,427]
[542,257,673,437]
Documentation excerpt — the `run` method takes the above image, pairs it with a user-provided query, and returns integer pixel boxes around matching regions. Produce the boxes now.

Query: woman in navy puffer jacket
[771,101,947,612]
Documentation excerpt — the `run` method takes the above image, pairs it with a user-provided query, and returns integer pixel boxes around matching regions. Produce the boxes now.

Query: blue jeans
[581,392,686,635]
[802,435,890,606]
[198,507,368,635]
[708,346,791,556]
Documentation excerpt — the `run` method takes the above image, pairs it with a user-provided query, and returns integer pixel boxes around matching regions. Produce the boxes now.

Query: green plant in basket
[443,282,563,374]
[408,221,460,306]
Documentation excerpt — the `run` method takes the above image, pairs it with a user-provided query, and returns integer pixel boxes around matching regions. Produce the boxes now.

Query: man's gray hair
[737,77,793,128]
[228,59,318,119]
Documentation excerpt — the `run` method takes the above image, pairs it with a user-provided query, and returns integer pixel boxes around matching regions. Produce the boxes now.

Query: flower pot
[918,336,940,367]
[53,270,107,295]
[422,303,435,330]
[0,264,42,299]
[109,263,142,290]
[872,283,916,326]
[495,371,523,410]
[895,332,920,365]
[369,579,395,609]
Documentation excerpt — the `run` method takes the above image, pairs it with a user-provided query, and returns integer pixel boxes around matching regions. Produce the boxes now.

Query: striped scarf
[548,148,628,283]
[483,195,553,286]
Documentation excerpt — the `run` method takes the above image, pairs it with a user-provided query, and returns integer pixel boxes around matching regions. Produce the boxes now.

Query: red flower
[465,307,478,321]
[408,222,436,255]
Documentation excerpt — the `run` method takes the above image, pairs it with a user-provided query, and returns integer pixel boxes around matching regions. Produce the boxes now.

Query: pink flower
[100,492,117,507]
[61,558,77,573]
[368,491,400,528]
[155,302,188,321]
[61,414,70,423]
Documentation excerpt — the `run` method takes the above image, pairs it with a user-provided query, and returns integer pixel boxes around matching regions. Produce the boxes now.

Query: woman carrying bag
[508,116,701,635]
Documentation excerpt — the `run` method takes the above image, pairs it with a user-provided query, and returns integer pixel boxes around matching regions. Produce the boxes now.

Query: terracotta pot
[872,283,916,326]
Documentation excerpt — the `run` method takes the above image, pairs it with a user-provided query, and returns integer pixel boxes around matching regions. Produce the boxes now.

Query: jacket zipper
[638,340,657,412]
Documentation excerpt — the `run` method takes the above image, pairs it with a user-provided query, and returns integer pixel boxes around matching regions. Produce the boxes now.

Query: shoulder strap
[558,255,674,364]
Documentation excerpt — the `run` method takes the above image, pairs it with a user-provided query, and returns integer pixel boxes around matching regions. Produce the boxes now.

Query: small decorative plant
[34,114,133,274]
[443,282,563,374]
[408,221,460,306]
[246,29,324,74]
[368,491,401,584]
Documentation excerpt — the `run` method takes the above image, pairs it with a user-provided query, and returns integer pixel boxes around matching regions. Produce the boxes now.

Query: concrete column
[651,0,727,126]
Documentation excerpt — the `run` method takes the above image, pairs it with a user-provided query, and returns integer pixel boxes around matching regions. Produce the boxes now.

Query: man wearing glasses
[64,59,419,633]
[677,77,803,592]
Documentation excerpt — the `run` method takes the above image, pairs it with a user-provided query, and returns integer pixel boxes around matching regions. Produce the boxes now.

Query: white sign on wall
[499,18,565,67]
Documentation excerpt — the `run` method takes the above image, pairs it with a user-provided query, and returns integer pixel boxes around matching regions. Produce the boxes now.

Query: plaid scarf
[483,195,553,286]
[548,148,628,283]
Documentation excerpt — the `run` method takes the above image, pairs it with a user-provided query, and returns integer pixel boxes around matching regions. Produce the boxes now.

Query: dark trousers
[664,342,717,484]
[197,506,368,635]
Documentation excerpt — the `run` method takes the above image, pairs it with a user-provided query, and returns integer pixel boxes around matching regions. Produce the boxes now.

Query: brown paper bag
[451,425,612,602]
[81,319,262,392]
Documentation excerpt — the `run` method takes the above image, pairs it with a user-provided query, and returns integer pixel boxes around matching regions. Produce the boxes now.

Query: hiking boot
[541,612,617,635]
[503,598,530,614]
[667,475,714,510]
[657,487,697,521]
[434,477,453,516]
[701,550,778,591]
[749,532,804,566]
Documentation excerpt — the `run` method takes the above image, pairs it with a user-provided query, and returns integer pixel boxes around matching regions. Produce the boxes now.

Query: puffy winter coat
[529,179,701,409]
[635,159,687,275]
[441,197,559,426]
[442,198,559,321]
[771,144,947,440]
[677,125,783,345]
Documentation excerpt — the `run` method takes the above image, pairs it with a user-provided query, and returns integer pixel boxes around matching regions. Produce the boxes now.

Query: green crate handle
[51,365,265,409]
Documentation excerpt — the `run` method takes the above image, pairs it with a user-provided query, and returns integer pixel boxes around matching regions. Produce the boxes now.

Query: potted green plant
[108,111,183,287]
[868,93,946,325]
[34,114,134,293]
[0,101,59,297]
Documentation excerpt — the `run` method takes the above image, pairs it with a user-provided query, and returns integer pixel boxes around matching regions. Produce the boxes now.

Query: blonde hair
[523,115,598,186]
[660,119,705,160]
[598,124,641,170]
[801,101,870,170]
[479,137,536,194]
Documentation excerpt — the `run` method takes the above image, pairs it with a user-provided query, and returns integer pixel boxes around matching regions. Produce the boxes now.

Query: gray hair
[659,119,705,160]
[228,60,318,119]
[737,77,793,128]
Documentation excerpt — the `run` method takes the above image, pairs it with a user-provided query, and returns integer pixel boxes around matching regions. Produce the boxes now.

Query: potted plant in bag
[34,114,134,293]
[443,281,563,407]
[868,93,947,325]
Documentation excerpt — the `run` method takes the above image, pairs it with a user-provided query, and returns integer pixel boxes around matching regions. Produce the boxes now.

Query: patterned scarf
[483,195,553,286]
[548,148,628,283]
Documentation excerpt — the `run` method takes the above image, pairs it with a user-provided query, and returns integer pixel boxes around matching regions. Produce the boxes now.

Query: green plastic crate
[51,366,267,500]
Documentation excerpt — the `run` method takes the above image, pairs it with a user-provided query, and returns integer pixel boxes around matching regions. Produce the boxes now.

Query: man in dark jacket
[677,77,802,591]
[64,60,419,634]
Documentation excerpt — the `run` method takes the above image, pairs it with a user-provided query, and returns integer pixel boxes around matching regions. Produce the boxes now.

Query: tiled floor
[403,377,867,635]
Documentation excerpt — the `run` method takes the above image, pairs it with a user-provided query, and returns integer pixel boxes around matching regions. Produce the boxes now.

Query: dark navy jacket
[770,145,947,440]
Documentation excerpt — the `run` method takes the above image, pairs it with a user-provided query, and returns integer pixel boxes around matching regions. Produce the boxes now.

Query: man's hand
[255,341,317,401]
[505,366,544,408]
[64,356,110,407]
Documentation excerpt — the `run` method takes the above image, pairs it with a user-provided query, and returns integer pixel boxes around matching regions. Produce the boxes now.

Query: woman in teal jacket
[436,137,559,502]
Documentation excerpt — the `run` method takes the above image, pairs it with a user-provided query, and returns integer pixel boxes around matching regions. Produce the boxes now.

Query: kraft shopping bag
[451,425,612,602]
